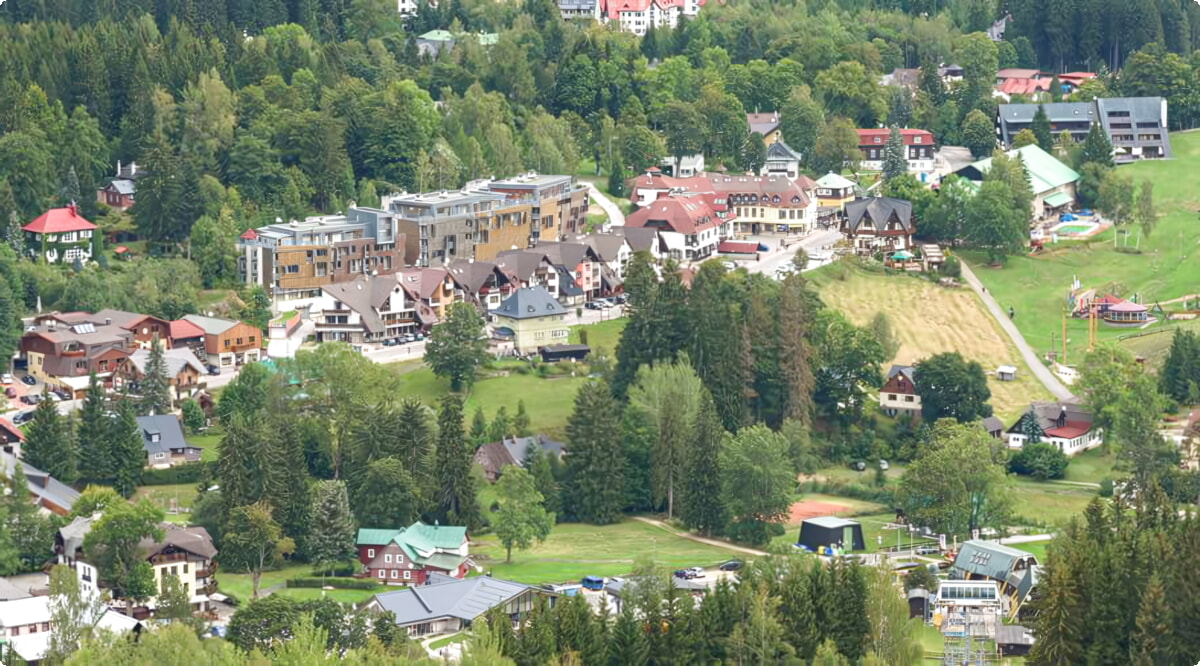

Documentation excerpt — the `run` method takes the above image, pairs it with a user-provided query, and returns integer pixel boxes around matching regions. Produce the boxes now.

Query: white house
[313,274,418,344]
[1005,402,1103,456]
[624,195,728,263]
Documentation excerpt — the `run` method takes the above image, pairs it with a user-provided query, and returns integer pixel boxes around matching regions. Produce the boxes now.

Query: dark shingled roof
[494,286,566,321]
[845,197,914,234]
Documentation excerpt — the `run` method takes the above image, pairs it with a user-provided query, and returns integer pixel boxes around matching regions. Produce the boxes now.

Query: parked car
[415,333,424,341]
[851,460,866,471]
[585,301,602,310]
[12,411,33,425]
[879,459,890,471]
[206,365,221,376]
[672,569,690,579]
[20,375,36,386]
[686,567,706,579]
[614,294,627,304]
[718,559,743,571]
[381,338,399,347]
[913,546,940,556]
[0,374,12,385]
[20,395,40,405]
[51,390,71,401]
[45,392,61,402]
[581,575,604,591]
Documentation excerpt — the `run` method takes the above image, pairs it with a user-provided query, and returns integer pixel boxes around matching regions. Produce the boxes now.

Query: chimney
[67,202,77,217]
[105,318,112,326]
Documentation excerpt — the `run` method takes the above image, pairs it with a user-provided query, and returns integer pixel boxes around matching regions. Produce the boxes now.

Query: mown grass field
[808,268,1052,422]
[217,563,382,605]
[470,520,737,585]
[134,483,197,525]
[968,130,1200,363]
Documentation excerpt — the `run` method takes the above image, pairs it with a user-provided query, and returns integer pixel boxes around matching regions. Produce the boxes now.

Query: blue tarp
[1059,213,1076,221]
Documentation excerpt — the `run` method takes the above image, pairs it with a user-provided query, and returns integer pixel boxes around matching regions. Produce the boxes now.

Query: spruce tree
[110,400,145,498]
[564,381,625,524]
[829,559,870,661]
[75,372,111,480]
[306,480,356,570]
[512,399,531,437]
[469,406,488,445]
[1080,123,1114,168]
[22,391,77,483]
[527,447,561,516]
[6,210,25,258]
[607,607,649,666]
[433,394,482,530]
[680,390,726,536]
[881,126,908,182]
[395,397,435,490]
[1027,553,1085,665]
[487,406,510,443]
[1031,105,1054,152]
[779,274,816,426]
[217,413,265,515]
[139,336,173,416]
[6,463,54,570]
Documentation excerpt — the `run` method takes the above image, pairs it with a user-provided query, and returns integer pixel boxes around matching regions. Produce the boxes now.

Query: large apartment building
[237,208,403,304]
[384,189,530,267]
[996,97,1171,161]
[487,173,589,240]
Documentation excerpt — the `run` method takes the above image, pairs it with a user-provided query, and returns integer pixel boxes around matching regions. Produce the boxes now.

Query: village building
[136,414,201,468]
[841,197,915,257]
[1005,401,1102,456]
[490,286,570,353]
[997,98,1171,161]
[22,204,97,264]
[624,194,728,261]
[813,173,857,211]
[95,161,140,212]
[474,435,567,482]
[356,522,470,586]
[950,540,1040,620]
[367,574,555,637]
[953,144,1080,219]
[880,364,921,417]
[180,315,262,369]
[855,129,936,177]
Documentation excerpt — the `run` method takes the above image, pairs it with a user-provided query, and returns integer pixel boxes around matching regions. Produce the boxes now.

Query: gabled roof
[447,260,505,294]
[625,197,721,235]
[0,595,51,628]
[495,252,553,283]
[181,314,239,336]
[107,179,136,195]
[473,441,519,477]
[321,275,404,334]
[169,319,206,341]
[494,286,566,321]
[135,414,190,457]
[396,268,449,300]
[845,197,914,234]
[887,364,915,380]
[125,347,206,378]
[0,418,24,443]
[357,522,467,551]
[815,172,856,190]
[1006,401,1093,436]
[418,29,455,41]
[765,140,802,161]
[572,233,628,262]
[23,205,97,234]
[855,129,935,146]
[0,451,80,513]
[956,144,1080,194]
[746,112,781,135]
[952,540,1035,578]
[981,416,1005,433]
[532,242,596,269]
[610,227,661,253]
[803,516,859,529]
[137,523,217,560]
[372,575,539,627]
[995,68,1043,80]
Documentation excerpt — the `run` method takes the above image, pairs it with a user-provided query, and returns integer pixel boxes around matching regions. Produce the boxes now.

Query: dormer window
[874,137,881,144]
[151,434,161,443]
[914,136,923,144]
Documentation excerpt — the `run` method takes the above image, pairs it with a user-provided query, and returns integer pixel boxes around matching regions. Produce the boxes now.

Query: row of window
[378,568,413,580]
[9,622,50,636]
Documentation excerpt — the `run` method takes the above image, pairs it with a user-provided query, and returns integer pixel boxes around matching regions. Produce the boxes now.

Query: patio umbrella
[891,250,914,260]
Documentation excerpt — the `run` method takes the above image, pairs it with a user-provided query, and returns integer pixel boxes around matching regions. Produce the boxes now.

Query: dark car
[672,569,691,579]
[51,390,71,401]
[20,375,36,386]
[20,395,40,405]
[718,559,743,571]
[381,338,399,347]
[12,411,33,425]
[206,365,221,376]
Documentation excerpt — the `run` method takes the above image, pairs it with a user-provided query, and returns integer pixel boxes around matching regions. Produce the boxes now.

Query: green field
[135,483,198,524]
[1061,447,1116,484]
[470,520,738,585]
[968,130,1200,363]
[217,563,382,605]
[185,430,221,462]
[569,318,627,353]
[1009,478,1097,528]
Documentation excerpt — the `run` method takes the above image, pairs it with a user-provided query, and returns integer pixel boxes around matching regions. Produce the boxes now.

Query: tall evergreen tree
[1080,123,1115,167]
[217,413,266,516]
[607,607,649,666]
[679,390,725,536]
[306,480,356,570]
[688,265,748,431]
[1027,551,1085,665]
[433,394,482,530]
[75,372,111,480]
[778,274,815,425]
[469,406,488,445]
[22,391,77,484]
[110,399,146,498]
[881,126,907,182]
[139,336,173,416]
[564,381,625,525]
[512,399,531,437]
[1031,105,1054,152]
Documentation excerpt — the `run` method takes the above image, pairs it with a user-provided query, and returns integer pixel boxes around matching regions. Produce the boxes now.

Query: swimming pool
[1056,224,1092,234]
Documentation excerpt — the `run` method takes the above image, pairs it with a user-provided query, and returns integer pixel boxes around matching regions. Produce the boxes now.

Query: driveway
[960,262,1074,401]
[632,516,769,557]
[743,228,844,277]
[586,183,625,228]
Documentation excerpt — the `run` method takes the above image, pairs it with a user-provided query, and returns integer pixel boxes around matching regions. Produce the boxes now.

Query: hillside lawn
[218,562,382,605]
[134,483,197,525]
[470,520,738,585]
[967,130,1200,364]
[808,268,1052,423]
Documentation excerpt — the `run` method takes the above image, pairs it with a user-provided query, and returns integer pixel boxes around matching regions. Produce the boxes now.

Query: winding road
[585,182,625,228]
[959,262,1075,402]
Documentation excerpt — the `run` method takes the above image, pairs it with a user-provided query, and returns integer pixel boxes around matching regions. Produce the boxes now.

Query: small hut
[797,517,865,552]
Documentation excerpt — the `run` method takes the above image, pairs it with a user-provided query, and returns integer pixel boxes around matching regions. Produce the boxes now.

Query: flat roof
[803,516,859,529]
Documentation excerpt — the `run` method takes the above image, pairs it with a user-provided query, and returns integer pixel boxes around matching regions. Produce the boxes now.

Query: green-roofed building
[952,144,1080,220]
[356,521,471,585]
[417,30,456,56]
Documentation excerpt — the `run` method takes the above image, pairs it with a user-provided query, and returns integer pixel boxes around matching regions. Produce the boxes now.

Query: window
[155,453,165,460]
[404,570,412,580]
[9,628,17,637]
[888,394,897,401]
[904,396,914,403]
[391,570,398,579]
[367,548,375,558]
[224,340,231,348]
[385,554,392,563]
[378,569,385,578]
[184,563,188,573]
[873,137,882,144]
[914,136,923,144]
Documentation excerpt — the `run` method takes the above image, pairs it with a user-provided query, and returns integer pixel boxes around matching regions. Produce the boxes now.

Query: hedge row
[141,462,212,486]
[285,577,378,590]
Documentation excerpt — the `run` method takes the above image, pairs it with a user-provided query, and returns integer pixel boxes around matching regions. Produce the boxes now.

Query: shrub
[285,577,379,590]
[141,462,210,485]
[942,256,962,278]
[1008,442,1069,480]
[1098,477,1114,498]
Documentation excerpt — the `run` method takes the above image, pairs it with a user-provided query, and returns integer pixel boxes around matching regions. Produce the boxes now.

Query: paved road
[960,262,1075,401]
[586,183,625,228]
[743,228,844,277]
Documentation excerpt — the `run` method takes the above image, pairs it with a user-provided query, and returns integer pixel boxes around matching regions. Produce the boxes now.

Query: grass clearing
[135,483,197,524]
[570,318,626,353]
[428,633,466,650]
[186,430,222,462]
[471,520,739,585]
[1062,448,1116,484]
[1007,541,1049,562]
[967,130,1200,363]
[394,365,588,438]
[809,269,1052,422]
[1009,478,1096,528]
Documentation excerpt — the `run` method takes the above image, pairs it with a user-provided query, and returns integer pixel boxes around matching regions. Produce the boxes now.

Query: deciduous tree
[492,467,553,563]
[424,303,488,391]
[82,499,164,614]
[221,500,295,599]
[720,425,793,546]
[960,109,996,158]
[627,360,702,518]
[913,352,993,423]
[897,420,1012,535]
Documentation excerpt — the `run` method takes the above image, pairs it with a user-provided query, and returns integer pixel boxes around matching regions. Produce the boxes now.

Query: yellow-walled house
[491,285,569,353]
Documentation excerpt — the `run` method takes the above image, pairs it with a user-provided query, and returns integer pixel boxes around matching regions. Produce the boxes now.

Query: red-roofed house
[592,0,706,35]
[23,204,98,264]
[628,170,814,236]
[856,129,936,175]
[1005,402,1101,456]
[168,319,207,359]
[625,195,728,262]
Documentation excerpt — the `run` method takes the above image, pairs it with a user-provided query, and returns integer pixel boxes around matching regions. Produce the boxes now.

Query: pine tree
[217,413,266,515]
[61,166,81,205]
[433,394,482,531]
[564,381,625,524]
[779,274,815,425]
[680,390,725,536]
[487,406,510,443]
[306,480,356,570]
[881,126,907,182]
[75,372,110,480]
[139,336,173,416]
[1032,105,1054,152]
[1080,123,1115,168]
[1027,554,1084,665]
[110,400,145,498]
[5,210,25,258]
[1136,179,1156,237]
[22,391,77,483]
[527,447,561,516]
[395,397,435,493]
[1129,573,1170,666]
[469,406,488,445]
[607,608,649,666]
[512,399,531,437]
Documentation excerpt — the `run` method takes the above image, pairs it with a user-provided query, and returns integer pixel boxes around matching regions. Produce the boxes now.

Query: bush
[799,480,896,506]
[141,462,210,485]
[942,256,962,278]
[285,577,379,590]
[310,563,358,577]
[1008,443,1069,480]
[1098,477,1114,498]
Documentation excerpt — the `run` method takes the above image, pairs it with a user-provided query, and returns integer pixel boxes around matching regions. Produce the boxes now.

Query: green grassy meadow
[968,130,1200,363]
[217,562,383,605]
[470,520,738,585]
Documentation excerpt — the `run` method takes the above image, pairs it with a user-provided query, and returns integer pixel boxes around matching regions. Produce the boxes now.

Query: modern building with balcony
[237,207,403,305]
[487,173,589,240]
[312,274,418,344]
[996,97,1171,161]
